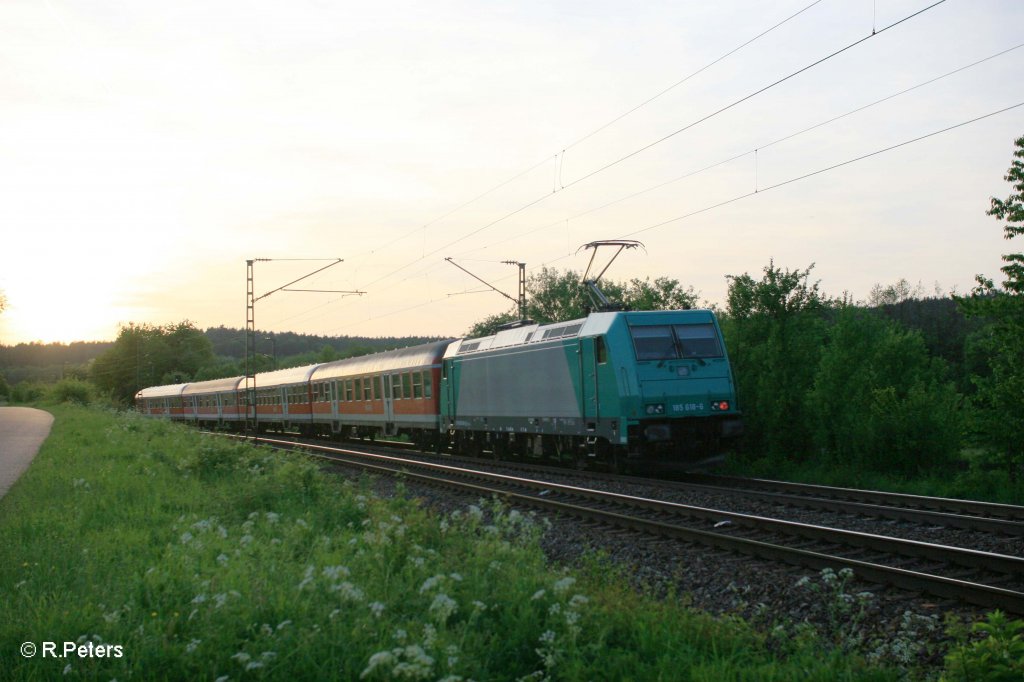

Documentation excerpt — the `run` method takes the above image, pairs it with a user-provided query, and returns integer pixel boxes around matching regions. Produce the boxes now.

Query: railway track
[236,431,1024,539]
[230,433,1024,614]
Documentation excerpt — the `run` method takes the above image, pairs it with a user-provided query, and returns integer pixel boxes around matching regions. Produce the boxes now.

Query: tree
[957,135,1024,475]
[807,305,961,474]
[722,261,830,458]
[0,290,7,314]
[91,321,214,404]
[466,267,699,337]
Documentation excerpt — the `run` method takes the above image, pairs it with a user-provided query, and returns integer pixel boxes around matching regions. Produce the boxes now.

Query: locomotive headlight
[645,403,665,415]
[710,401,730,411]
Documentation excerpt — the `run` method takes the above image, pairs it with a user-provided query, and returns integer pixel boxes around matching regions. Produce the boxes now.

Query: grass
[1,405,916,680]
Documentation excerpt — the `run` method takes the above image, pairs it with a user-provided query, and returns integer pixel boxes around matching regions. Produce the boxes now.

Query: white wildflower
[186,639,201,654]
[360,650,397,679]
[419,575,444,594]
[323,565,350,580]
[369,601,386,618]
[552,576,575,595]
[429,593,458,624]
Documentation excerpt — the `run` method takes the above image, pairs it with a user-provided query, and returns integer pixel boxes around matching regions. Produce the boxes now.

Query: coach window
[374,376,383,400]
[353,378,362,401]
[345,379,354,402]
[424,372,432,398]
[412,371,423,399]
[402,373,412,400]
[363,377,372,400]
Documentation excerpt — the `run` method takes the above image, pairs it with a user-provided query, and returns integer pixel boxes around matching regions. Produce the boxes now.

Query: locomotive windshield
[630,323,722,360]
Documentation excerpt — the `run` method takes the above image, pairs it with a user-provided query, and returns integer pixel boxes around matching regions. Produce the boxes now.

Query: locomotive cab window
[630,326,676,360]
[673,324,722,358]
[630,323,723,360]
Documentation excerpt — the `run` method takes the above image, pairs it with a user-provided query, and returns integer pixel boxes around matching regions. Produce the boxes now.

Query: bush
[10,381,45,403]
[808,307,962,474]
[49,378,95,406]
[943,611,1024,681]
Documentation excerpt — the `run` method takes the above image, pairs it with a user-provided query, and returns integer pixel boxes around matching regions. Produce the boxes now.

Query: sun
[0,281,123,345]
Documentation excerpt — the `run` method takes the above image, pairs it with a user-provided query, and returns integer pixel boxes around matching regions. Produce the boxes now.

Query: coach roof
[311,340,452,381]
[182,376,245,396]
[135,383,188,400]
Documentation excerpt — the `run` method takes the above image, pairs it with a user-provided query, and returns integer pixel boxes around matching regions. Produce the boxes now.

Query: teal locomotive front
[440,310,740,467]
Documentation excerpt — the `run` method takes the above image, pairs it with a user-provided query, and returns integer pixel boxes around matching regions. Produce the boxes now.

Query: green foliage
[808,307,961,474]
[467,266,699,337]
[943,611,1024,681]
[90,321,215,404]
[48,378,95,406]
[0,372,9,399]
[723,261,829,458]
[956,134,1024,476]
[10,381,45,403]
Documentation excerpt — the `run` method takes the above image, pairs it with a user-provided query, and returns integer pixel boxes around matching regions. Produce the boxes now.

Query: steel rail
[235,432,1024,536]
[243,434,1024,613]
[690,474,1024,521]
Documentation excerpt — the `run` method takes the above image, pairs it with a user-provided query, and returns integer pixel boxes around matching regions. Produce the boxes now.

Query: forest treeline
[0,328,438,393]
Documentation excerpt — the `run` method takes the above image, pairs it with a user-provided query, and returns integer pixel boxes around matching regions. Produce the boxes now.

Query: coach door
[382,373,396,436]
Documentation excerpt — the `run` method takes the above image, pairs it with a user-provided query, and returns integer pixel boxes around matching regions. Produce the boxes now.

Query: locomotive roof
[311,340,451,381]
[135,383,188,399]
[444,310,719,357]
[445,313,614,357]
[182,376,245,395]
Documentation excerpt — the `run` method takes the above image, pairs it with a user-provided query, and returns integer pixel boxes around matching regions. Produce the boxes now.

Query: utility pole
[502,260,527,322]
[245,258,363,439]
[445,257,530,325]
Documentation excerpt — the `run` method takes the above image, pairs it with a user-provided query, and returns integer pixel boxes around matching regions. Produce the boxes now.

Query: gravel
[319,458,998,675]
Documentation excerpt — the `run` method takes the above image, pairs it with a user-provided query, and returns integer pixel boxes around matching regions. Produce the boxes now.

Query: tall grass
[0,406,905,680]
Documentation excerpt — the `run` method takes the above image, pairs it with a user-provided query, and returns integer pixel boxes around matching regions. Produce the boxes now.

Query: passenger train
[136,309,742,469]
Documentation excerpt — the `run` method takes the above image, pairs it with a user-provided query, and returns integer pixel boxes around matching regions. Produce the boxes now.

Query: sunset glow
[1,1,1022,345]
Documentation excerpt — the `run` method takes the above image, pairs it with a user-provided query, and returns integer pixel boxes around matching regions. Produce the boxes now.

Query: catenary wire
[322,101,1024,334]
[448,41,1024,261]
[335,0,949,299]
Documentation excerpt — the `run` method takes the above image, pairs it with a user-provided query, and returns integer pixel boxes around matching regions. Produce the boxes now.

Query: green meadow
[0,406,1015,680]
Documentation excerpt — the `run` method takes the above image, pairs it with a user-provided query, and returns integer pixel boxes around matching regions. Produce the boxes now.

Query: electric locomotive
[439,309,740,469]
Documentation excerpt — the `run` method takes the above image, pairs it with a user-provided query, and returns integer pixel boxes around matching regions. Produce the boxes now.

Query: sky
[1,0,1022,345]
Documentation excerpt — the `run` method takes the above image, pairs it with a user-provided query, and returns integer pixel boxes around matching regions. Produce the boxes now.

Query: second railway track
[230,432,1024,614]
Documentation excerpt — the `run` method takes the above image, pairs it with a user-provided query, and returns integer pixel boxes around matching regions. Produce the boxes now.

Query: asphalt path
[0,406,54,500]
